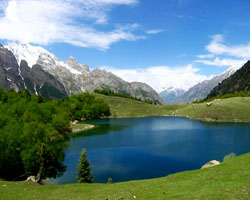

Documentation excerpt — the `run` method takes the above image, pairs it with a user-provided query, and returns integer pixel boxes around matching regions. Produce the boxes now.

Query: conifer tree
[77,148,93,183]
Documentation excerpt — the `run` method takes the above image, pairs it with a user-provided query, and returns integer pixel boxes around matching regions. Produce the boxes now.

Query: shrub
[223,153,236,162]
[107,177,113,184]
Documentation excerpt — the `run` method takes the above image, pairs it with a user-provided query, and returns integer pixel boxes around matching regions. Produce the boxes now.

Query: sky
[0,0,250,92]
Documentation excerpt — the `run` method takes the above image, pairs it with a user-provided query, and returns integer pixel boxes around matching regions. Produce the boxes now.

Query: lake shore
[71,123,95,133]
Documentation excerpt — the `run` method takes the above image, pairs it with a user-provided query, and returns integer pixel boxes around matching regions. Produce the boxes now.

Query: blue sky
[0,0,250,91]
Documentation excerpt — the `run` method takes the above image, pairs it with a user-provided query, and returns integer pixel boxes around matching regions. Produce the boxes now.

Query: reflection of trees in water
[71,124,126,138]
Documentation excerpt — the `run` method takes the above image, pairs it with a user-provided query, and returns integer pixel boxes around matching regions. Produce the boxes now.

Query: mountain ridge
[3,43,164,104]
[172,62,245,103]
[206,60,250,99]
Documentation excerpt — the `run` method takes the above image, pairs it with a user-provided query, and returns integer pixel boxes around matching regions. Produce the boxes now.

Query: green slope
[177,97,250,122]
[1,153,250,200]
[95,93,250,122]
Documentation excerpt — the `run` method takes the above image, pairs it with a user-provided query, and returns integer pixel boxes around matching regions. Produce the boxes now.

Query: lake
[53,117,250,184]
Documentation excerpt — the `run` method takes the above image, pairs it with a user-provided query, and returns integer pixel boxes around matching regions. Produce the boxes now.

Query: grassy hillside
[1,153,250,200]
[95,93,250,122]
[94,93,187,117]
[177,97,250,122]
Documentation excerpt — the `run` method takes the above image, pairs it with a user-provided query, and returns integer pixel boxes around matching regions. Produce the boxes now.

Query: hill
[206,61,250,99]
[95,93,250,123]
[1,153,250,199]
[93,93,187,118]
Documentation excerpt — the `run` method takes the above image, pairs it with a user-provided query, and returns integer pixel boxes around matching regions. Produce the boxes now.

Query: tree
[21,122,68,182]
[77,149,93,183]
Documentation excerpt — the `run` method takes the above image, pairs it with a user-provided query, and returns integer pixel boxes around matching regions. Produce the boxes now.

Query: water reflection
[53,117,250,184]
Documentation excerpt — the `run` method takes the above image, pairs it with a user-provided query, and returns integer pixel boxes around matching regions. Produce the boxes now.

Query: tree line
[0,88,110,182]
[193,91,250,103]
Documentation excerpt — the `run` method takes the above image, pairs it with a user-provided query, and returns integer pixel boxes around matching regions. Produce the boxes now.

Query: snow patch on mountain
[159,87,186,104]
[5,43,89,75]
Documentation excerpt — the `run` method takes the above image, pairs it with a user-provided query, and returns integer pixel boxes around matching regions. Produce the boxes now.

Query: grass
[1,153,250,199]
[94,93,187,118]
[95,94,250,122]
[71,123,95,133]
[176,97,250,123]
[2,95,250,199]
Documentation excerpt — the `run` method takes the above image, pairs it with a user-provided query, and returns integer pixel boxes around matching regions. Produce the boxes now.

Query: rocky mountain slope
[0,44,25,91]
[206,60,250,99]
[159,87,185,104]
[3,43,164,104]
[173,63,244,103]
[0,44,68,99]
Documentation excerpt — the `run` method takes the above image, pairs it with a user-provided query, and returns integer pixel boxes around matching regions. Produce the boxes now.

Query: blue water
[53,117,250,184]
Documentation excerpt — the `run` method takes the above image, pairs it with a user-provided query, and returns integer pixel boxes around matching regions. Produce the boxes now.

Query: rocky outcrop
[0,45,25,91]
[201,160,220,169]
[20,60,68,99]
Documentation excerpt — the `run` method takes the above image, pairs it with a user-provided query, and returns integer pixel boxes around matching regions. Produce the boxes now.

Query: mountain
[159,87,186,104]
[206,61,250,99]
[5,43,164,104]
[174,63,244,103]
[20,60,68,99]
[0,44,25,91]
[0,44,68,99]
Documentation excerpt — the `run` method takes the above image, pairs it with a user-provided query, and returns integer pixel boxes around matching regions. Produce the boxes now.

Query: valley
[0,1,250,198]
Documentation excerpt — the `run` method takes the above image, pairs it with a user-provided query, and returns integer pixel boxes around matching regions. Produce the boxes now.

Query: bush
[223,153,236,162]
[107,177,113,184]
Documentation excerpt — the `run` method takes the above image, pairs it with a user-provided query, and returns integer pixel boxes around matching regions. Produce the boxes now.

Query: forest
[0,88,110,182]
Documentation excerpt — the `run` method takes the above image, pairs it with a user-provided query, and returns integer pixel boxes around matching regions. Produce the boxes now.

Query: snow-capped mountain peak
[5,43,89,75]
[6,43,53,68]
[65,56,89,73]
[224,61,246,77]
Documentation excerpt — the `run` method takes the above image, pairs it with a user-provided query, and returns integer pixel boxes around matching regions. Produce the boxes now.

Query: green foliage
[77,149,93,183]
[194,91,250,103]
[107,177,113,184]
[58,93,111,120]
[206,60,250,100]
[223,153,236,162]
[0,88,110,181]
[94,88,153,104]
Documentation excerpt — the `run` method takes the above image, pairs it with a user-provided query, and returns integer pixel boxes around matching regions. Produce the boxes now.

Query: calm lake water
[53,117,250,184]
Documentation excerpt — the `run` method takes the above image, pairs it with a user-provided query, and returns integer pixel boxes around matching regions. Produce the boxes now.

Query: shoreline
[71,123,95,133]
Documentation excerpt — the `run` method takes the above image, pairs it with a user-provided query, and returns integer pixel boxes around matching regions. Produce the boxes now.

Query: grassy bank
[1,153,250,199]
[71,123,95,133]
[95,94,250,122]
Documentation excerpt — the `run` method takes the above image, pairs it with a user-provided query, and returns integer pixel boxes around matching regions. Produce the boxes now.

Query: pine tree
[77,148,93,183]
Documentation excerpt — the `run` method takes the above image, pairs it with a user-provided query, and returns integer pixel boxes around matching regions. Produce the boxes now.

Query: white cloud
[0,0,142,50]
[196,34,250,68]
[197,54,215,59]
[196,57,247,67]
[206,34,250,59]
[146,29,164,35]
[101,65,208,92]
